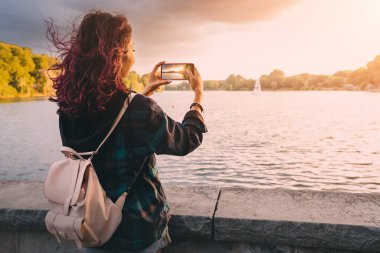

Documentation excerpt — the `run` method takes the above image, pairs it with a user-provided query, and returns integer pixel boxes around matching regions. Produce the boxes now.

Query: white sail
[253,79,261,92]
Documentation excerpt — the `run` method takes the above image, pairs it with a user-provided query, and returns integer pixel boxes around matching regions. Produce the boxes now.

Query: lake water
[0,91,379,193]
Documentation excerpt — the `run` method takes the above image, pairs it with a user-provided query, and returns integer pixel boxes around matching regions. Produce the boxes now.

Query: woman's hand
[187,67,203,95]
[187,66,204,104]
[140,61,171,97]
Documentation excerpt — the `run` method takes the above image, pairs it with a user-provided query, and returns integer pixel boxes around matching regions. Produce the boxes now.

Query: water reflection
[0,91,379,193]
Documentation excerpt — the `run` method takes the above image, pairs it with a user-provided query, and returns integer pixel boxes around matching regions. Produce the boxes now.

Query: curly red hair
[47,11,132,117]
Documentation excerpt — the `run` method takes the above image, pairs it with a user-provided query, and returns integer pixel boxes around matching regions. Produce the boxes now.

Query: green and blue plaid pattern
[91,94,207,251]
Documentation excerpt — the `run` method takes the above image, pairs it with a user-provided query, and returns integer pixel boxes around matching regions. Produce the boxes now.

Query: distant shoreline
[0,96,49,103]
[1,90,379,103]
[163,89,380,92]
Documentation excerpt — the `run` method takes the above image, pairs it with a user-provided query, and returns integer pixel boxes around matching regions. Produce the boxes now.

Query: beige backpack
[44,93,136,249]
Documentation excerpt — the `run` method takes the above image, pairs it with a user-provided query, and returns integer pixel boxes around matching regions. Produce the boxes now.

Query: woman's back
[58,91,206,251]
[48,10,206,252]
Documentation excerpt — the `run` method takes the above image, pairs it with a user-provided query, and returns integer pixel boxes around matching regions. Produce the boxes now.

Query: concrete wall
[0,181,380,253]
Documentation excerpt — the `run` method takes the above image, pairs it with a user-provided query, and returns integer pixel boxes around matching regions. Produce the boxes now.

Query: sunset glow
[1,0,380,203]
[1,0,380,80]
[131,0,380,79]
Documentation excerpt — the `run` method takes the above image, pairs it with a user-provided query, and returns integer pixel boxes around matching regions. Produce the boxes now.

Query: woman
[47,10,206,253]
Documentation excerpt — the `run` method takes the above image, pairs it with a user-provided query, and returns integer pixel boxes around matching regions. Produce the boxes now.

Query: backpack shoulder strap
[93,92,136,157]
[61,92,136,159]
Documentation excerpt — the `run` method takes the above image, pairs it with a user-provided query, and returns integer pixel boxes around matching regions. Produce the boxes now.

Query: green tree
[31,55,51,93]
[225,74,249,90]
[322,76,345,89]
[0,41,56,98]
[334,70,351,78]
[9,46,36,94]
[367,55,380,85]
[246,79,256,90]
[123,71,144,92]
[347,67,370,87]
[268,69,285,89]
[204,80,220,90]
[259,75,271,90]
[283,75,304,90]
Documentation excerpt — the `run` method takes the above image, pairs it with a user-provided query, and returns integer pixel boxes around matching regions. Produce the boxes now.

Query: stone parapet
[0,181,379,253]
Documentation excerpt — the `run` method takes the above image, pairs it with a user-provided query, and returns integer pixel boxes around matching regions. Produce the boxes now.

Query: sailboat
[253,79,261,93]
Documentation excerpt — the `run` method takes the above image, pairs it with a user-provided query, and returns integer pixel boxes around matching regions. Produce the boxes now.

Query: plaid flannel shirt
[91,93,207,251]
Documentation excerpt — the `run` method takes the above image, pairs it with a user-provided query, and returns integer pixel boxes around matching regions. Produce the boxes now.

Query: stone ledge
[1,181,380,252]
[214,187,380,252]
[163,185,220,239]
[162,238,359,253]
[0,181,220,239]
[0,209,47,231]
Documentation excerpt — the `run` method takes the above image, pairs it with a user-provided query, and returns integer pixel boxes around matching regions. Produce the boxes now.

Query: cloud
[0,0,299,70]
[64,0,300,57]
[146,0,300,23]
[0,0,77,51]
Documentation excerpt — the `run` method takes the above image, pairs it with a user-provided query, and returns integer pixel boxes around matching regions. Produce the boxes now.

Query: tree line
[1,41,380,99]
[0,41,159,98]
[163,55,380,92]
[0,41,56,98]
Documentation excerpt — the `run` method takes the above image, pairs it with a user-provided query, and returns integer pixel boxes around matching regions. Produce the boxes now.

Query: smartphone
[161,63,194,80]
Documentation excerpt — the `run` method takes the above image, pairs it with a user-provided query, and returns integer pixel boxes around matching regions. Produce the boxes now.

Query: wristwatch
[190,103,204,113]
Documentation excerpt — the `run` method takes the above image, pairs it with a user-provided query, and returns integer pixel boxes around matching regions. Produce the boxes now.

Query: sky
[1,0,380,80]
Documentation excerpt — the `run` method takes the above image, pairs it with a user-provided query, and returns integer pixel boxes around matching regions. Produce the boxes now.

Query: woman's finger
[152,79,171,87]
[193,66,201,79]
[143,80,171,95]
[141,79,171,96]
[187,69,194,81]
[150,61,165,82]
[151,61,166,77]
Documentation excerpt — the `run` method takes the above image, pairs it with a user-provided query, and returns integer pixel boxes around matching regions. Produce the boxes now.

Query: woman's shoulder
[130,93,162,112]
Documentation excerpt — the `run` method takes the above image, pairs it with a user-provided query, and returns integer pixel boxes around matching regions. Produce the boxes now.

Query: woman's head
[47,10,134,117]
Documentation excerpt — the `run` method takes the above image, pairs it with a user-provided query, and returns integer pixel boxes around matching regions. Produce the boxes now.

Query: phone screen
[161,63,194,80]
